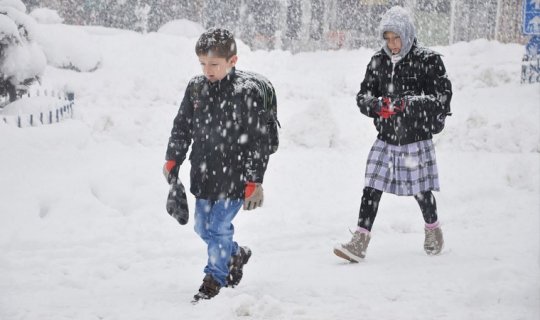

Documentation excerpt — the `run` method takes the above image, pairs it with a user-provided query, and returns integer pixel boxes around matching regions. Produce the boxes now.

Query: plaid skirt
[364,139,440,196]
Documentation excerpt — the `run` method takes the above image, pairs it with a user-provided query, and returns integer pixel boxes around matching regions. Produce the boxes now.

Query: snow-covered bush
[25,6,102,73]
[31,23,102,73]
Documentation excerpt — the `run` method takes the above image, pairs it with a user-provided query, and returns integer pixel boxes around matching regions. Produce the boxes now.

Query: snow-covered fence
[0,88,75,128]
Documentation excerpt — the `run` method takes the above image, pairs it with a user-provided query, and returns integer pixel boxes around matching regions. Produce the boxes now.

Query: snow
[31,24,102,72]
[0,6,38,41]
[157,19,205,38]
[0,41,46,83]
[0,13,19,41]
[29,8,63,25]
[1,20,539,320]
[0,0,25,13]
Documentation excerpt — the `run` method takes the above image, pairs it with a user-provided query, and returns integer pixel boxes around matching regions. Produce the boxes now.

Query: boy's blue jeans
[194,198,243,287]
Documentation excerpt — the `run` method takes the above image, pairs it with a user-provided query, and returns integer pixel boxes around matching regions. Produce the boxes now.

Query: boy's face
[383,31,402,55]
[198,54,238,82]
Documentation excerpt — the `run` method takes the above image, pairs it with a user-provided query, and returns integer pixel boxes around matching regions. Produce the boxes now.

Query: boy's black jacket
[166,68,270,200]
[357,43,453,145]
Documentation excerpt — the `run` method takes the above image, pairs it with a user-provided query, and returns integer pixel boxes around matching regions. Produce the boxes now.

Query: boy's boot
[227,246,252,287]
[333,230,371,262]
[424,225,444,255]
[193,274,221,302]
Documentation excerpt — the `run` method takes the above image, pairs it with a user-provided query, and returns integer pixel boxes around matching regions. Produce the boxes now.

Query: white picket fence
[0,89,75,128]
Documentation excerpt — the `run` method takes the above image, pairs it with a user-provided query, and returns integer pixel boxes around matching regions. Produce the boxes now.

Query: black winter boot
[227,246,252,287]
[192,274,221,302]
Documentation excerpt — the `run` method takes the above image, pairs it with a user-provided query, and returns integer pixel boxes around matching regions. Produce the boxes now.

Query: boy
[334,6,452,262]
[163,28,276,301]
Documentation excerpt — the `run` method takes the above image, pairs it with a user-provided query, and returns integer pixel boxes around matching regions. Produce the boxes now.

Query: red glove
[376,97,396,119]
[163,160,178,184]
[244,182,264,210]
[245,182,257,198]
[375,97,407,119]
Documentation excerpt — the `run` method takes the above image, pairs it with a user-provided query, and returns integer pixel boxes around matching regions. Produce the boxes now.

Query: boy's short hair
[195,28,237,60]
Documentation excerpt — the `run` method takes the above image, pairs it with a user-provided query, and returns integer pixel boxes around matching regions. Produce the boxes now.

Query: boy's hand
[244,182,263,210]
[163,160,178,184]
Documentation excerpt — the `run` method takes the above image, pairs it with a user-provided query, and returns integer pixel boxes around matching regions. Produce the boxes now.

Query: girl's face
[384,31,402,55]
[198,54,238,82]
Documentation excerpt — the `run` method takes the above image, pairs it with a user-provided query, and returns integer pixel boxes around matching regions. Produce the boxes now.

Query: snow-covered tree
[0,0,46,104]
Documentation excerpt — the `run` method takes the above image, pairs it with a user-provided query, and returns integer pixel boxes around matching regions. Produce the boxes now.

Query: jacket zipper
[391,61,402,145]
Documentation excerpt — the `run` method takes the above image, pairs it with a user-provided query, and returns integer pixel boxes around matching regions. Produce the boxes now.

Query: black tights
[357,187,438,231]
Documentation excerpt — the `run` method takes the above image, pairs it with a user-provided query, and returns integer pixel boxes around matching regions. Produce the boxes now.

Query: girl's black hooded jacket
[357,43,453,145]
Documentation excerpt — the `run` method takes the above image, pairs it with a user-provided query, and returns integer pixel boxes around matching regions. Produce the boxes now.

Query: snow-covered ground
[1,20,539,320]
